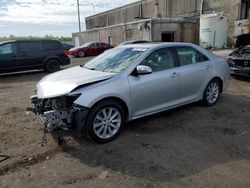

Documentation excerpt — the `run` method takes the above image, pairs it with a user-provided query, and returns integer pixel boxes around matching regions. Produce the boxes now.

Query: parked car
[0,40,70,73]
[119,40,150,46]
[67,42,113,57]
[30,43,230,143]
[227,45,250,77]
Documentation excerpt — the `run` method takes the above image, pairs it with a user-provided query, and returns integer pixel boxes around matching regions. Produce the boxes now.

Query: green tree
[0,35,72,42]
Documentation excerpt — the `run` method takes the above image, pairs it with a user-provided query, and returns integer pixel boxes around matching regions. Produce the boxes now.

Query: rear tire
[78,100,125,143]
[202,79,221,106]
[78,51,85,58]
[45,59,60,73]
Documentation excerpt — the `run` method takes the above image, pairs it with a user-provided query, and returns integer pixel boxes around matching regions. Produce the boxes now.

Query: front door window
[0,43,15,55]
[140,48,176,72]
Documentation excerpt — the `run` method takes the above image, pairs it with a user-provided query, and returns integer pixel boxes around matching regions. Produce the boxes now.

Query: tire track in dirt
[0,148,62,176]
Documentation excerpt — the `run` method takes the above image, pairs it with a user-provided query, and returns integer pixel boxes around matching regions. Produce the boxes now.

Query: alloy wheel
[93,107,121,139]
[206,82,219,104]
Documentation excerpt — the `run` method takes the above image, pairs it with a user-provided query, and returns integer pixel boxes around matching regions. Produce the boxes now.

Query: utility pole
[77,0,81,32]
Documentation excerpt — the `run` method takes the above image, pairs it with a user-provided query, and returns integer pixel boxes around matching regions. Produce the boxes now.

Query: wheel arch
[79,50,86,56]
[43,56,60,67]
[210,76,223,93]
[90,96,129,121]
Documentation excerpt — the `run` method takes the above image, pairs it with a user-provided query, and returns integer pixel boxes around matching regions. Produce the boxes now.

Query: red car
[67,42,113,57]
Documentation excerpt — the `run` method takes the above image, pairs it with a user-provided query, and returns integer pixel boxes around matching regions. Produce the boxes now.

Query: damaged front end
[29,94,83,132]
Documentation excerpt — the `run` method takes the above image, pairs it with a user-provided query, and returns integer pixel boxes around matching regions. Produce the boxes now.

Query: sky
[0,0,138,37]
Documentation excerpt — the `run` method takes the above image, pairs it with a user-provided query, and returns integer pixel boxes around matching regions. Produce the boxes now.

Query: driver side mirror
[136,65,152,75]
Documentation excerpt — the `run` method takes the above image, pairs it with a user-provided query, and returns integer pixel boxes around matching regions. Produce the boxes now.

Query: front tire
[202,79,221,106]
[82,100,125,143]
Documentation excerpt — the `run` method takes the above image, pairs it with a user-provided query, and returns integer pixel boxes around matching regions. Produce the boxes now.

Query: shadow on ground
[0,70,46,83]
[232,75,250,83]
[52,93,250,182]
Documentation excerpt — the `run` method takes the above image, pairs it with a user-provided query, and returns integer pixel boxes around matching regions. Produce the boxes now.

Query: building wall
[85,0,202,29]
[84,0,244,47]
[73,19,198,46]
[151,20,198,43]
[73,21,151,47]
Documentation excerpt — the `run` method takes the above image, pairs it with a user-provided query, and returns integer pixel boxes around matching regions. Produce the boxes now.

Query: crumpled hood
[37,66,116,99]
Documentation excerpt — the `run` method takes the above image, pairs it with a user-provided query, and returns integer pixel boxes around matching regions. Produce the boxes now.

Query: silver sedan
[31,43,230,143]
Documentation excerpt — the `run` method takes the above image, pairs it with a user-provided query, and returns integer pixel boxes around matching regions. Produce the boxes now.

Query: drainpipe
[149,20,152,42]
[139,1,143,18]
[200,0,204,15]
[124,7,127,41]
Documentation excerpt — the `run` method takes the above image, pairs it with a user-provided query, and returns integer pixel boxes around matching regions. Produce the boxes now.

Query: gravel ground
[0,55,249,188]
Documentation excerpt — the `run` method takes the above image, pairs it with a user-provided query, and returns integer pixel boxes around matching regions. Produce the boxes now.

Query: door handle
[170,72,179,78]
[205,65,212,70]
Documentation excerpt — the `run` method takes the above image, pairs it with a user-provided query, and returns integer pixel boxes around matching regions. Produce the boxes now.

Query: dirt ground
[0,55,249,188]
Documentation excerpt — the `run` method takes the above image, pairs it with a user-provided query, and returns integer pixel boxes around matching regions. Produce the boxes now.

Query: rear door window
[176,47,209,66]
[18,42,41,54]
[0,43,16,55]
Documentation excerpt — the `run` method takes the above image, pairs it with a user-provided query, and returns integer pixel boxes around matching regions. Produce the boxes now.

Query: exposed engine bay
[30,95,82,131]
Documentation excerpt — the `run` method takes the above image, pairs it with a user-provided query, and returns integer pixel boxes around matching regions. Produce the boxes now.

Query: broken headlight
[51,95,80,111]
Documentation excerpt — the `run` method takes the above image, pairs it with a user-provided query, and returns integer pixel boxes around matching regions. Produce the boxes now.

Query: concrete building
[72,0,250,47]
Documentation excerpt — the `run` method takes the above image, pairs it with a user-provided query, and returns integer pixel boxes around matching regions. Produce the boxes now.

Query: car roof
[118,42,219,60]
[16,40,61,42]
[0,41,14,45]
[119,42,198,49]
[86,41,107,44]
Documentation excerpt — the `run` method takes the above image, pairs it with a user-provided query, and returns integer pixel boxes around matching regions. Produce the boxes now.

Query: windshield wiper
[80,65,96,70]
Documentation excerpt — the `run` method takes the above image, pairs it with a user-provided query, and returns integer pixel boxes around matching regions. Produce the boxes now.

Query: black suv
[0,40,70,73]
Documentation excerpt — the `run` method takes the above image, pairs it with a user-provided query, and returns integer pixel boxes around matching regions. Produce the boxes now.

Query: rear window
[241,46,250,53]
[42,41,63,50]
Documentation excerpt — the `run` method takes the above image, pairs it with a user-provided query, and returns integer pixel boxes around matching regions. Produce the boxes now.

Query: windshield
[83,47,148,73]
[81,42,92,47]
[231,46,250,56]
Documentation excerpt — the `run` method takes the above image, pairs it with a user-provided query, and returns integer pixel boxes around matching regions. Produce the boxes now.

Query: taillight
[64,50,68,56]
[227,58,234,66]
